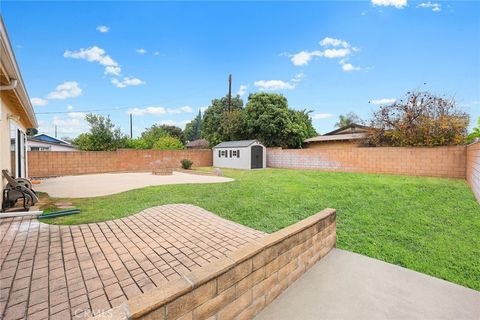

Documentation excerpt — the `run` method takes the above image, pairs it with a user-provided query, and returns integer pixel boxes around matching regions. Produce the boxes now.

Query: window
[237,149,240,158]
[221,150,226,157]
[232,150,237,157]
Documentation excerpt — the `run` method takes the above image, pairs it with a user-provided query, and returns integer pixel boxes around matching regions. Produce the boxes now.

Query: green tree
[202,95,244,146]
[244,93,316,148]
[140,124,184,148]
[152,136,184,150]
[72,114,127,151]
[366,91,469,147]
[335,112,363,128]
[467,117,480,143]
[124,138,149,149]
[26,128,38,137]
[184,110,203,142]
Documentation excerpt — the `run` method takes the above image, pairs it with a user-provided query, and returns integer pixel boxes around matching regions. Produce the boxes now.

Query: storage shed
[213,140,266,170]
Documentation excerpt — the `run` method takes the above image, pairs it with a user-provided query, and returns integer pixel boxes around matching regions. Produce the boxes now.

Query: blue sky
[3,0,480,138]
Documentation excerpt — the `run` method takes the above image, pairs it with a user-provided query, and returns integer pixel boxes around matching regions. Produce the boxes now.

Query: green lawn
[42,168,480,291]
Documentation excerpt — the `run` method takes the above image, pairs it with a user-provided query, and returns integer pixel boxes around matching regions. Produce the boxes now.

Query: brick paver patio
[0,204,265,320]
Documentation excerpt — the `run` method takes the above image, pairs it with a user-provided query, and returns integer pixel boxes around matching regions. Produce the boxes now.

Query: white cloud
[64,46,121,76]
[96,25,110,33]
[47,81,82,100]
[237,85,247,96]
[111,77,146,88]
[319,37,349,48]
[44,112,89,136]
[157,120,190,129]
[67,105,74,111]
[166,106,193,114]
[153,51,160,56]
[291,73,305,83]
[136,48,147,55]
[339,60,361,72]
[290,50,323,66]
[128,107,166,116]
[200,106,209,112]
[127,105,192,116]
[371,0,407,8]
[31,97,48,107]
[370,98,396,105]
[323,48,351,59]
[417,2,441,11]
[312,113,334,120]
[254,80,295,91]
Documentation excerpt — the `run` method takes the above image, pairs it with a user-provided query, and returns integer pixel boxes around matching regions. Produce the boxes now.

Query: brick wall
[467,141,480,201]
[27,149,213,177]
[93,208,336,320]
[267,146,466,179]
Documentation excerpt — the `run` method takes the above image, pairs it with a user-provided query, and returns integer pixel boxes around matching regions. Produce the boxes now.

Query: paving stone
[0,205,265,320]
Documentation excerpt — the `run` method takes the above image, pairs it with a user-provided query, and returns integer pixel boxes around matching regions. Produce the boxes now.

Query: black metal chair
[1,169,38,212]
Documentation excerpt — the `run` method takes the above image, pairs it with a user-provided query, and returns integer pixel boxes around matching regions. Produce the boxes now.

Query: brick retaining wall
[467,141,480,201]
[267,146,466,179]
[27,149,213,177]
[93,208,336,320]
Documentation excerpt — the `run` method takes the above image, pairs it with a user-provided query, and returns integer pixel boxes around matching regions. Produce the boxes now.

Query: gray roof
[213,140,258,148]
[304,133,366,143]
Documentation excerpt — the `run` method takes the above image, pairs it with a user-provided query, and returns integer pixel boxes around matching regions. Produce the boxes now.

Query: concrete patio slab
[256,248,480,320]
[0,204,265,320]
[34,172,233,198]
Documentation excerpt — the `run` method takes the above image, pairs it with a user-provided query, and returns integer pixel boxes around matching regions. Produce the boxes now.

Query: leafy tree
[184,110,203,142]
[365,91,469,147]
[467,117,480,143]
[202,95,244,146]
[335,112,363,128]
[124,138,149,149]
[72,114,127,151]
[152,136,184,150]
[140,124,184,148]
[244,93,316,148]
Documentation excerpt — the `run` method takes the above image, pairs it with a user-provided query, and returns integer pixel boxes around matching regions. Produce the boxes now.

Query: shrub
[152,136,184,150]
[181,159,193,169]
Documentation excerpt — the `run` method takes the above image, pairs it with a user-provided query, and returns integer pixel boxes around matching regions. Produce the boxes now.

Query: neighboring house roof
[305,123,371,143]
[186,139,209,148]
[323,123,371,136]
[30,134,72,146]
[0,17,37,128]
[304,133,366,143]
[214,140,259,148]
[28,137,77,149]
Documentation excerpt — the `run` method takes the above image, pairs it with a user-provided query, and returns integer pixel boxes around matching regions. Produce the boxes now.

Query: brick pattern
[0,205,265,320]
[95,208,337,320]
[267,146,466,178]
[27,149,213,178]
[467,141,480,202]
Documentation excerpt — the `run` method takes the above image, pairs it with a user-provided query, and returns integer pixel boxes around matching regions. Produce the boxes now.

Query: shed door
[251,146,263,169]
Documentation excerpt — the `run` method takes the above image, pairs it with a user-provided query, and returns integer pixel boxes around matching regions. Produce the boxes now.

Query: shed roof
[213,140,259,148]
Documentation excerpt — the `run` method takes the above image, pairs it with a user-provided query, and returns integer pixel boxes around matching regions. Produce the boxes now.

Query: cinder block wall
[93,208,336,320]
[467,141,480,201]
[267,146,466,179]
[27,149,213,177]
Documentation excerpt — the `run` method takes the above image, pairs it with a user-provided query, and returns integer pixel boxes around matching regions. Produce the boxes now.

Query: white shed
[213,140,266,170]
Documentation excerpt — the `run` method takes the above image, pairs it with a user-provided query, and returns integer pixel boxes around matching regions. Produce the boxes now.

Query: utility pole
[228,74,232,112]
[129,114,133,139]
[54,125,57,138]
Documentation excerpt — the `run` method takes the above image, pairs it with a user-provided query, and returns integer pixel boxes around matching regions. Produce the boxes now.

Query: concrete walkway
[0,204,265,320]
[34,172,233,198]
[257,249,480,320]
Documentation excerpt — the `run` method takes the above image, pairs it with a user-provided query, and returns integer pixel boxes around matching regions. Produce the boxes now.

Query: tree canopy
[365,91,469,147]
[72,114,127,151]
[152,136,184,150]
[201,92,316,148]
[467,117,480,143]
[184,110,203,142]
[335,112,363,128]
[140,124,184,148]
